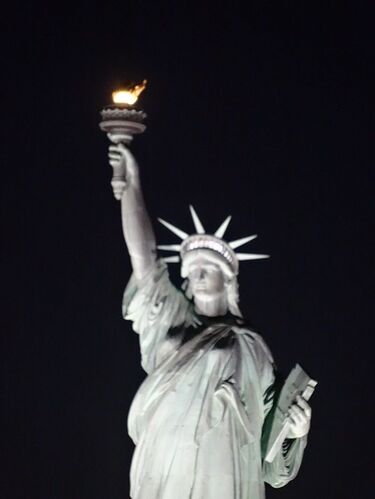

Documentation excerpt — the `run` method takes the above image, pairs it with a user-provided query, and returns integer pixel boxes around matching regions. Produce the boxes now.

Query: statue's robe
[123,260,307,499]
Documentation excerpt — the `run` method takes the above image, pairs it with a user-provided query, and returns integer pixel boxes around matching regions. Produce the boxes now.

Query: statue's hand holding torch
[108,138,140,199]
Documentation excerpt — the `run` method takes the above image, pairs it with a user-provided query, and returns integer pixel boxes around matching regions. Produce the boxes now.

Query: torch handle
[107,135,133,201]
[110,159,127,201]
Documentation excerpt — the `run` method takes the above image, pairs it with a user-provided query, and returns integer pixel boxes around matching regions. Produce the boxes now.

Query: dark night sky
[1,2,374,498]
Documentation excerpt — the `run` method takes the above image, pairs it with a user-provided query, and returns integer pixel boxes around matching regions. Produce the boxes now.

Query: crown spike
[162,256,180,263]
[214,215,232,238]
[237,253,270,261]
[158,218,188,240]
[229,235,258,249]
[157,244,181,252]
[189,205,205,234]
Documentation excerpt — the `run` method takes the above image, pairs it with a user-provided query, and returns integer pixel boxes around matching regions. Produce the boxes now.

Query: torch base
[99,105,146,142]
[99,119,146,143]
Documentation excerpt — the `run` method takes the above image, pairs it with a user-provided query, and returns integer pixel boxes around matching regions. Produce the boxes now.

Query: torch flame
[112,80,147,105]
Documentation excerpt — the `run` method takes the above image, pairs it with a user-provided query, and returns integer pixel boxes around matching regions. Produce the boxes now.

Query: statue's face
[187,255,226,300]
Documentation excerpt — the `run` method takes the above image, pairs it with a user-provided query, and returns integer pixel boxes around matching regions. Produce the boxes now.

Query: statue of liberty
[107,138,312,499]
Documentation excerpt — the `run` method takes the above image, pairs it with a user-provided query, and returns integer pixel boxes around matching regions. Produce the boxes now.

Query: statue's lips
[194,283,207,290]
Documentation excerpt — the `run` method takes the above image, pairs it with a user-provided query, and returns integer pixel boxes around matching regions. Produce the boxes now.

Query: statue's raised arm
[108,136,156,282]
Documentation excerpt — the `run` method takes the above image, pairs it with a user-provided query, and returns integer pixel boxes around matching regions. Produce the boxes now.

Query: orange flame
[112,80,147,105]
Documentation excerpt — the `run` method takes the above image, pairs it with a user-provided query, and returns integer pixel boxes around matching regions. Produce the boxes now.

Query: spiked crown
[157,206,269,276]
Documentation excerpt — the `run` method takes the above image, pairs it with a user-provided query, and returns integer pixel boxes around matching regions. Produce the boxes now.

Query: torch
[99,80,147,199]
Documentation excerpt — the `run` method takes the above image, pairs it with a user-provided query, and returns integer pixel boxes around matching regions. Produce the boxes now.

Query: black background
[2,2,374,498]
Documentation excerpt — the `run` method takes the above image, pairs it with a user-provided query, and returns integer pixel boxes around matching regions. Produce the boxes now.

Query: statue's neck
[193,294,228,317]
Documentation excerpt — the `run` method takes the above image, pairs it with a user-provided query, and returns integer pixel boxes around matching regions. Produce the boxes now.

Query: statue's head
[157,206,269,317]
[180,248,241,316]
[184,253,226,299]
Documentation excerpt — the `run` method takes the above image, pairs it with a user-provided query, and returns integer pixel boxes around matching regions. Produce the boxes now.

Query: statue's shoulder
[233,325,274,364]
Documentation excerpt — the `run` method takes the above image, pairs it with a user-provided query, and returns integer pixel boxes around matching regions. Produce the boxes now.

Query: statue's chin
[192,289,223,301]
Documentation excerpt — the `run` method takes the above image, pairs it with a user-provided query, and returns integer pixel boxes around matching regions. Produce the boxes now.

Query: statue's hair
[226,277,242,318]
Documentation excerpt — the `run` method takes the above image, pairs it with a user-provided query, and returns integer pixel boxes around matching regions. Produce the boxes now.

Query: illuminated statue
[108,139,312,499]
